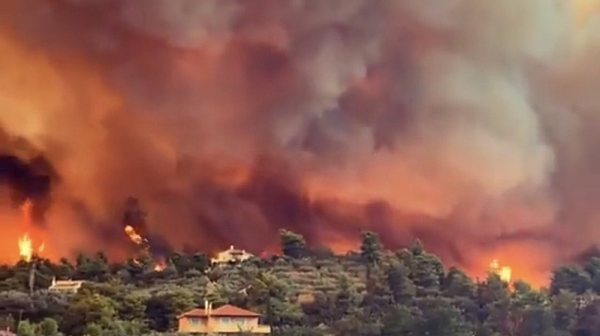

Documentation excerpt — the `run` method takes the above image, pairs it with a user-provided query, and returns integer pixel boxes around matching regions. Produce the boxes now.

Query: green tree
[511,281,555,336]
[410,240,424,256]
[478,273,510,304]
[517,304,555,336]
[280,230,307,259]
[119,292,150,322]
[248,270,300,327]
[387,260,416,304]
[16,320,36,336]
[145,287,195,332]
[444,267,476,298]
[83,323,102,336]
[333,276,357,320]
[573,296,600,336]
[54,258,75,279]
[61,293,117,336]
[382,305,419,336]
[103,319,146,336]
[552,290,577,332]
[360,231,383,289]
[75,253,110,282]
[550,265,592,295]
[190,253,210,272]
[585,257,600,294]
[417,297,473,336]
[360,231,383,265]
[411,252,444,295]
[38,318,59,336]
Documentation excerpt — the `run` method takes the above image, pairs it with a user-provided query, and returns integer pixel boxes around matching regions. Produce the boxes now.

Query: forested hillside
[0,230,597,336]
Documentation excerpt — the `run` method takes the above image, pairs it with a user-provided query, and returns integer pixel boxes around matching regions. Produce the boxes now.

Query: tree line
[0,229,599,336]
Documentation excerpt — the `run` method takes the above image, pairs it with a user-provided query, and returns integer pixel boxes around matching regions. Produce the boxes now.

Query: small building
[178,303,270,335]
[0,330,16,336]
[48,278,85,294]
[211,246,254,265]
[297,293,315,304]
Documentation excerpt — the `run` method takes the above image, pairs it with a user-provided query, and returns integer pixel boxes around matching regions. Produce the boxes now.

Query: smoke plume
[0,0,599,284]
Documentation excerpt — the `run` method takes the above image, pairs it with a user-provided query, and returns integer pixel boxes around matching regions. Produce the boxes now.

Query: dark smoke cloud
[0,156,52,208]
[0,0,600,280]
[0,129,59,223]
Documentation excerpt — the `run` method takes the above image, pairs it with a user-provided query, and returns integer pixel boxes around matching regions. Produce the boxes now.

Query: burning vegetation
[2,0,600,287]
[17,200,45,263]
[489,259,512,283]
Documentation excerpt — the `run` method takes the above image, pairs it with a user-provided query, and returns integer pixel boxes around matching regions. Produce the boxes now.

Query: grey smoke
[0,0,598,276]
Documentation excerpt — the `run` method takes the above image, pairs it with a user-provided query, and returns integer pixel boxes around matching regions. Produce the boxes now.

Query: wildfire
[489,259,512,283]
[154,261,166,272]
[17,200,46,262]
[17,234,46,262]
[124,225,145,245]
[18,234,33,262]
[124,225,165,271]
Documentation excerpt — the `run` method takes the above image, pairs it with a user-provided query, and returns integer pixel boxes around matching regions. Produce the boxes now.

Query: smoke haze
[0,0,599,284]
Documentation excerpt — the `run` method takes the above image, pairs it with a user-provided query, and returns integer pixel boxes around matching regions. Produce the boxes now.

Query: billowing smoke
[0,0,599,284]
[0,154,56,221]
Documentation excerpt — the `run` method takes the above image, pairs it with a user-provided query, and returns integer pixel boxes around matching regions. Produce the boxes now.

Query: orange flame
[18,234,33,262]
[154,261,167,272]
[124,225,145,245]
[489,259,512,283]
[17,200,46,262]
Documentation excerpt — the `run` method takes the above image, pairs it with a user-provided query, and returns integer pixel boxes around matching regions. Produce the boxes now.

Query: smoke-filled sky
[1,0,600,284]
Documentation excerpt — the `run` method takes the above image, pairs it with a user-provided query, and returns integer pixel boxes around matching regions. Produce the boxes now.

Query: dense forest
[0,230,598,336]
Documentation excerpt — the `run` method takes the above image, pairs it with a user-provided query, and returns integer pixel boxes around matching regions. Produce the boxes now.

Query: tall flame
[124,225,145,245]
[124,225,164,271]
[489,259,512,283]
[18,234,33,262]
[17,200,45,262]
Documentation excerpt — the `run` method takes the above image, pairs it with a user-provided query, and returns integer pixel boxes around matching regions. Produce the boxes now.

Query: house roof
[0,331,16,336]
[179,304,261,318]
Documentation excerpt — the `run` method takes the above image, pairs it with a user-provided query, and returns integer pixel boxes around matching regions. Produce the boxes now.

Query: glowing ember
[124,225,145,245]
[489,259,512,283]
[18,234,33,262]
[154,261,166,272]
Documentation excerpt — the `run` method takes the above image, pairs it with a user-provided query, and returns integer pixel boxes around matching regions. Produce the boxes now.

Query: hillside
[1,230,599,336]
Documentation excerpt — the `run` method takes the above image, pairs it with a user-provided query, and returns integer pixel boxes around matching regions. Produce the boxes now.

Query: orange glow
[489,259,512,283]
[154,260,166,272]
[18,234,33,262]
[124,225,145,245]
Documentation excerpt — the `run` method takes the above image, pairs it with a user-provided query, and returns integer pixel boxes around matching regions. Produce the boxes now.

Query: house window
[189,318,204,325]
[220,317,231,324]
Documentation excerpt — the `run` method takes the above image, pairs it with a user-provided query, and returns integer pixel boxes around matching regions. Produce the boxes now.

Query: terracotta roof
[179,305,261,318]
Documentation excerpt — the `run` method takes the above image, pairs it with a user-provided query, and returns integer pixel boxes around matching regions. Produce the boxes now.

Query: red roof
[179,304,262,318]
